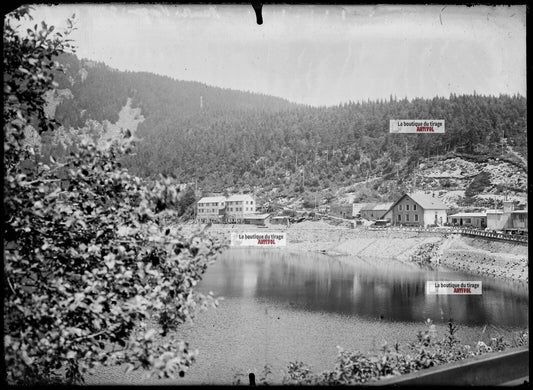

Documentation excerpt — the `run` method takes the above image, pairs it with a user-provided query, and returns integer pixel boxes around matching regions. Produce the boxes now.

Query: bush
[280,320,528,385]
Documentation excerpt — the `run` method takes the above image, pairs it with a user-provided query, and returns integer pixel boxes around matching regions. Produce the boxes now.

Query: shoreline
[182,220,528,283]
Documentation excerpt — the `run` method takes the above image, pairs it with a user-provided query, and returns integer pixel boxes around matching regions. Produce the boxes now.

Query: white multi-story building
[196,196,226,223]
[225,194,256,223]
[196,194,258,223]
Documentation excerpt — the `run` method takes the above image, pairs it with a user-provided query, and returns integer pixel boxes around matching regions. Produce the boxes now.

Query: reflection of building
[447,212,487,228]
[196,196,226,223]
[389,192,448,227]
[487,201,528,233]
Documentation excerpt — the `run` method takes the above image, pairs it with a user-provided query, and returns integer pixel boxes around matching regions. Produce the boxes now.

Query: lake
[88,248,529,385]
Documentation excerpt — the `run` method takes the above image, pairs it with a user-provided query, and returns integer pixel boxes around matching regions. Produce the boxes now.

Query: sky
[21,4,527,107]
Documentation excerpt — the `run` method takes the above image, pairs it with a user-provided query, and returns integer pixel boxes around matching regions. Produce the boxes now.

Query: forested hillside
[53,53,297,127]
[46,53,527,207]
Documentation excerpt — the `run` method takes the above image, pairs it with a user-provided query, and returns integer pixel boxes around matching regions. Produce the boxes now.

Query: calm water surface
[203,248,528,327]
[89,248,528,385]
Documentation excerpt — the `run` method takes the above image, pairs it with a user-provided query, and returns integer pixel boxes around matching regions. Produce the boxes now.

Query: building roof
[448,212,487,218]
[198,196,226,204]
[486,209,527,215]
[405,192,448,210]
[359,202,377,211]
[387,192,448,213]
[227,194,255,202]
[360,202,394,211]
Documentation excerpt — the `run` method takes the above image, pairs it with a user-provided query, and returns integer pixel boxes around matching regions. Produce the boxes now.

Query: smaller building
[486,201,528,233]
[447,212,487,228]
[506,209,528,233]
[360,202,394,221]
[242,214,270,226]
[271,216,290,225]
[330,203,353,219]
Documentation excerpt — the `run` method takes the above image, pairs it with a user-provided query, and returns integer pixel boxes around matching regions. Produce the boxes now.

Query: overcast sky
[24,4,526,106]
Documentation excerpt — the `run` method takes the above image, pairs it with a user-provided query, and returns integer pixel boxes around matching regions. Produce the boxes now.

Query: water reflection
[200,248,528,328]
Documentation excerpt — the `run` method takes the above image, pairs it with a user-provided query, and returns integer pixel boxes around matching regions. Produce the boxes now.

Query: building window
[399,205,403,211]
[406,204,410,211]
[465,218,471,224]
[406,214,410,221]
[415,214,419,222]
[397,214,401,221]
[413,204,417,211]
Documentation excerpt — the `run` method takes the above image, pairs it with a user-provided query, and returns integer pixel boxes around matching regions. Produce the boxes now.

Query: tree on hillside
[3,7,225,385]
[178,186,197,217]
[464,171,492,198]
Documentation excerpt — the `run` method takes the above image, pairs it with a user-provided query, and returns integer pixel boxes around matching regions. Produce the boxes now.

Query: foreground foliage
[280,320,528,385]
[4,7,225,384]
[232,320,528,385]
